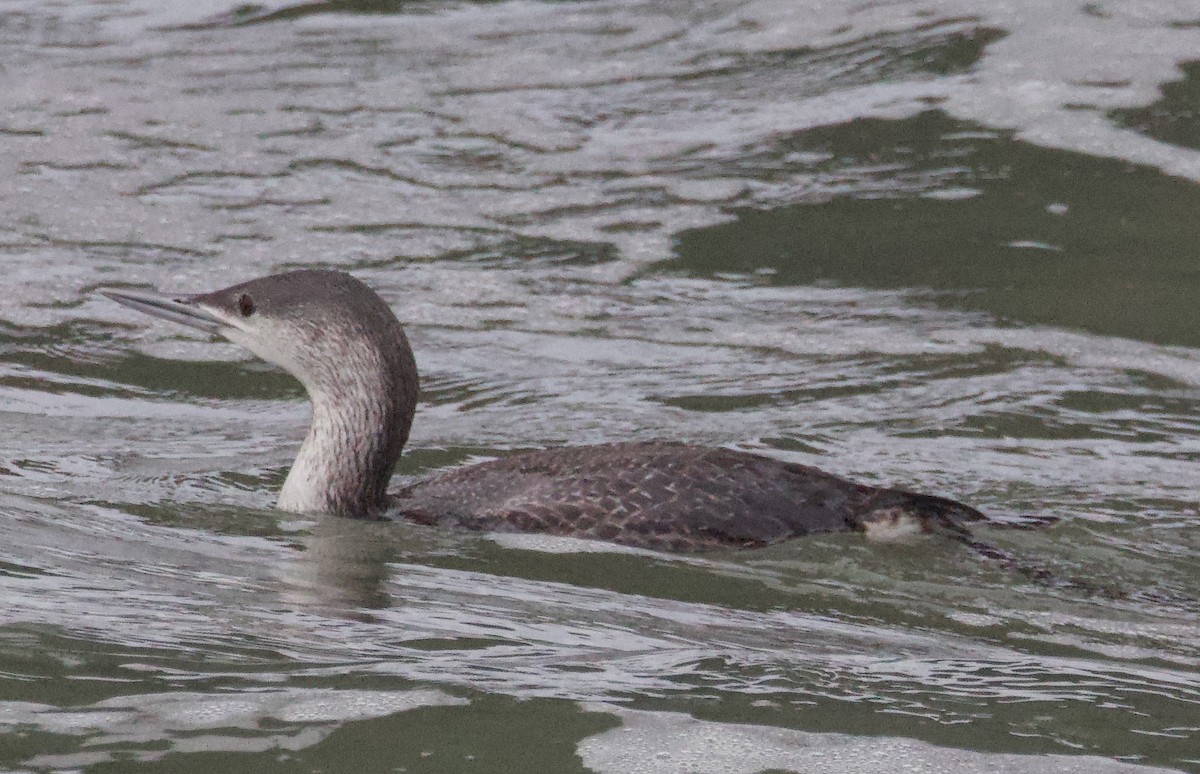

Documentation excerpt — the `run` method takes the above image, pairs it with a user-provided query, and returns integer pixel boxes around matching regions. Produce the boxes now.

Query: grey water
[1,0,1199,771]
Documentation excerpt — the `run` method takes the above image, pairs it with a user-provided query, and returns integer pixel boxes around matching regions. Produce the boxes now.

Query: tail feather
[877,490,1132,599]
[887,490,990,530]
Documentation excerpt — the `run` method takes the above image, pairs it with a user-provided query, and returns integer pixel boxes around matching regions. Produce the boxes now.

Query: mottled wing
[391,442,868,551]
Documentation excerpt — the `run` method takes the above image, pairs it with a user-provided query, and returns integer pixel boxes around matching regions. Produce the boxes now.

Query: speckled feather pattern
[118,269,988,553]
[391,441,986,552]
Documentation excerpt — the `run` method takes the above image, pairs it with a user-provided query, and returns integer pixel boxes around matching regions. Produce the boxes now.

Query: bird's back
[99,270,995,554]
[390,441,984,551]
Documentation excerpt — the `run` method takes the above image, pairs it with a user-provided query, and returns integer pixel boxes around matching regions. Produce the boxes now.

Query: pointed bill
[100,288,225,333]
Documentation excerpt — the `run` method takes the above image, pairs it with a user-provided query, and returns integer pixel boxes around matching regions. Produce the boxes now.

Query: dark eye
[238,293,255,317]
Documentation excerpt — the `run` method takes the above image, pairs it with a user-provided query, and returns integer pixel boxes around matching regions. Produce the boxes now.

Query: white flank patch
[863,514,926,543]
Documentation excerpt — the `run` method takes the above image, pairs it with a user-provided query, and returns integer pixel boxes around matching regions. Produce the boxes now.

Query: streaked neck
[276,342,417,518]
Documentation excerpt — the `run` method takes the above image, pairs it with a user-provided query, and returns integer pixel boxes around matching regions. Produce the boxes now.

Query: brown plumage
[395,441,986,551]
[103,269,990,553]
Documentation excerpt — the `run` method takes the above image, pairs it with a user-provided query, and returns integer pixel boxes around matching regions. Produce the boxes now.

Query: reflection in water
[578,705,1182,774]
[8,687,467,770]
[1114,60,1200,153]
[175,0,426,30]
[674,111,1200,347]
[284,516,398,614]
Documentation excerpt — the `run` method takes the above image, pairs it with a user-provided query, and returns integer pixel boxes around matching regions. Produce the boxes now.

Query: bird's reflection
[281,516,399,619]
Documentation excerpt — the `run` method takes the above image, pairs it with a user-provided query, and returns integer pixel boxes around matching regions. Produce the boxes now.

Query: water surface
[1,0,1198,771]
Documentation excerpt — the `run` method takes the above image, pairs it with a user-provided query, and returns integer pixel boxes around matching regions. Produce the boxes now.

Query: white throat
[219,308,416,519]
[278,394,342,513]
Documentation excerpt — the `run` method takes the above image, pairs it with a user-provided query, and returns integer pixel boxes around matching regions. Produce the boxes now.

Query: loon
[102,269,992,552]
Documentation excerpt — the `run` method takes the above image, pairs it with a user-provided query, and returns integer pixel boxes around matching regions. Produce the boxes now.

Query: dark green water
[1,1,1198,772]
